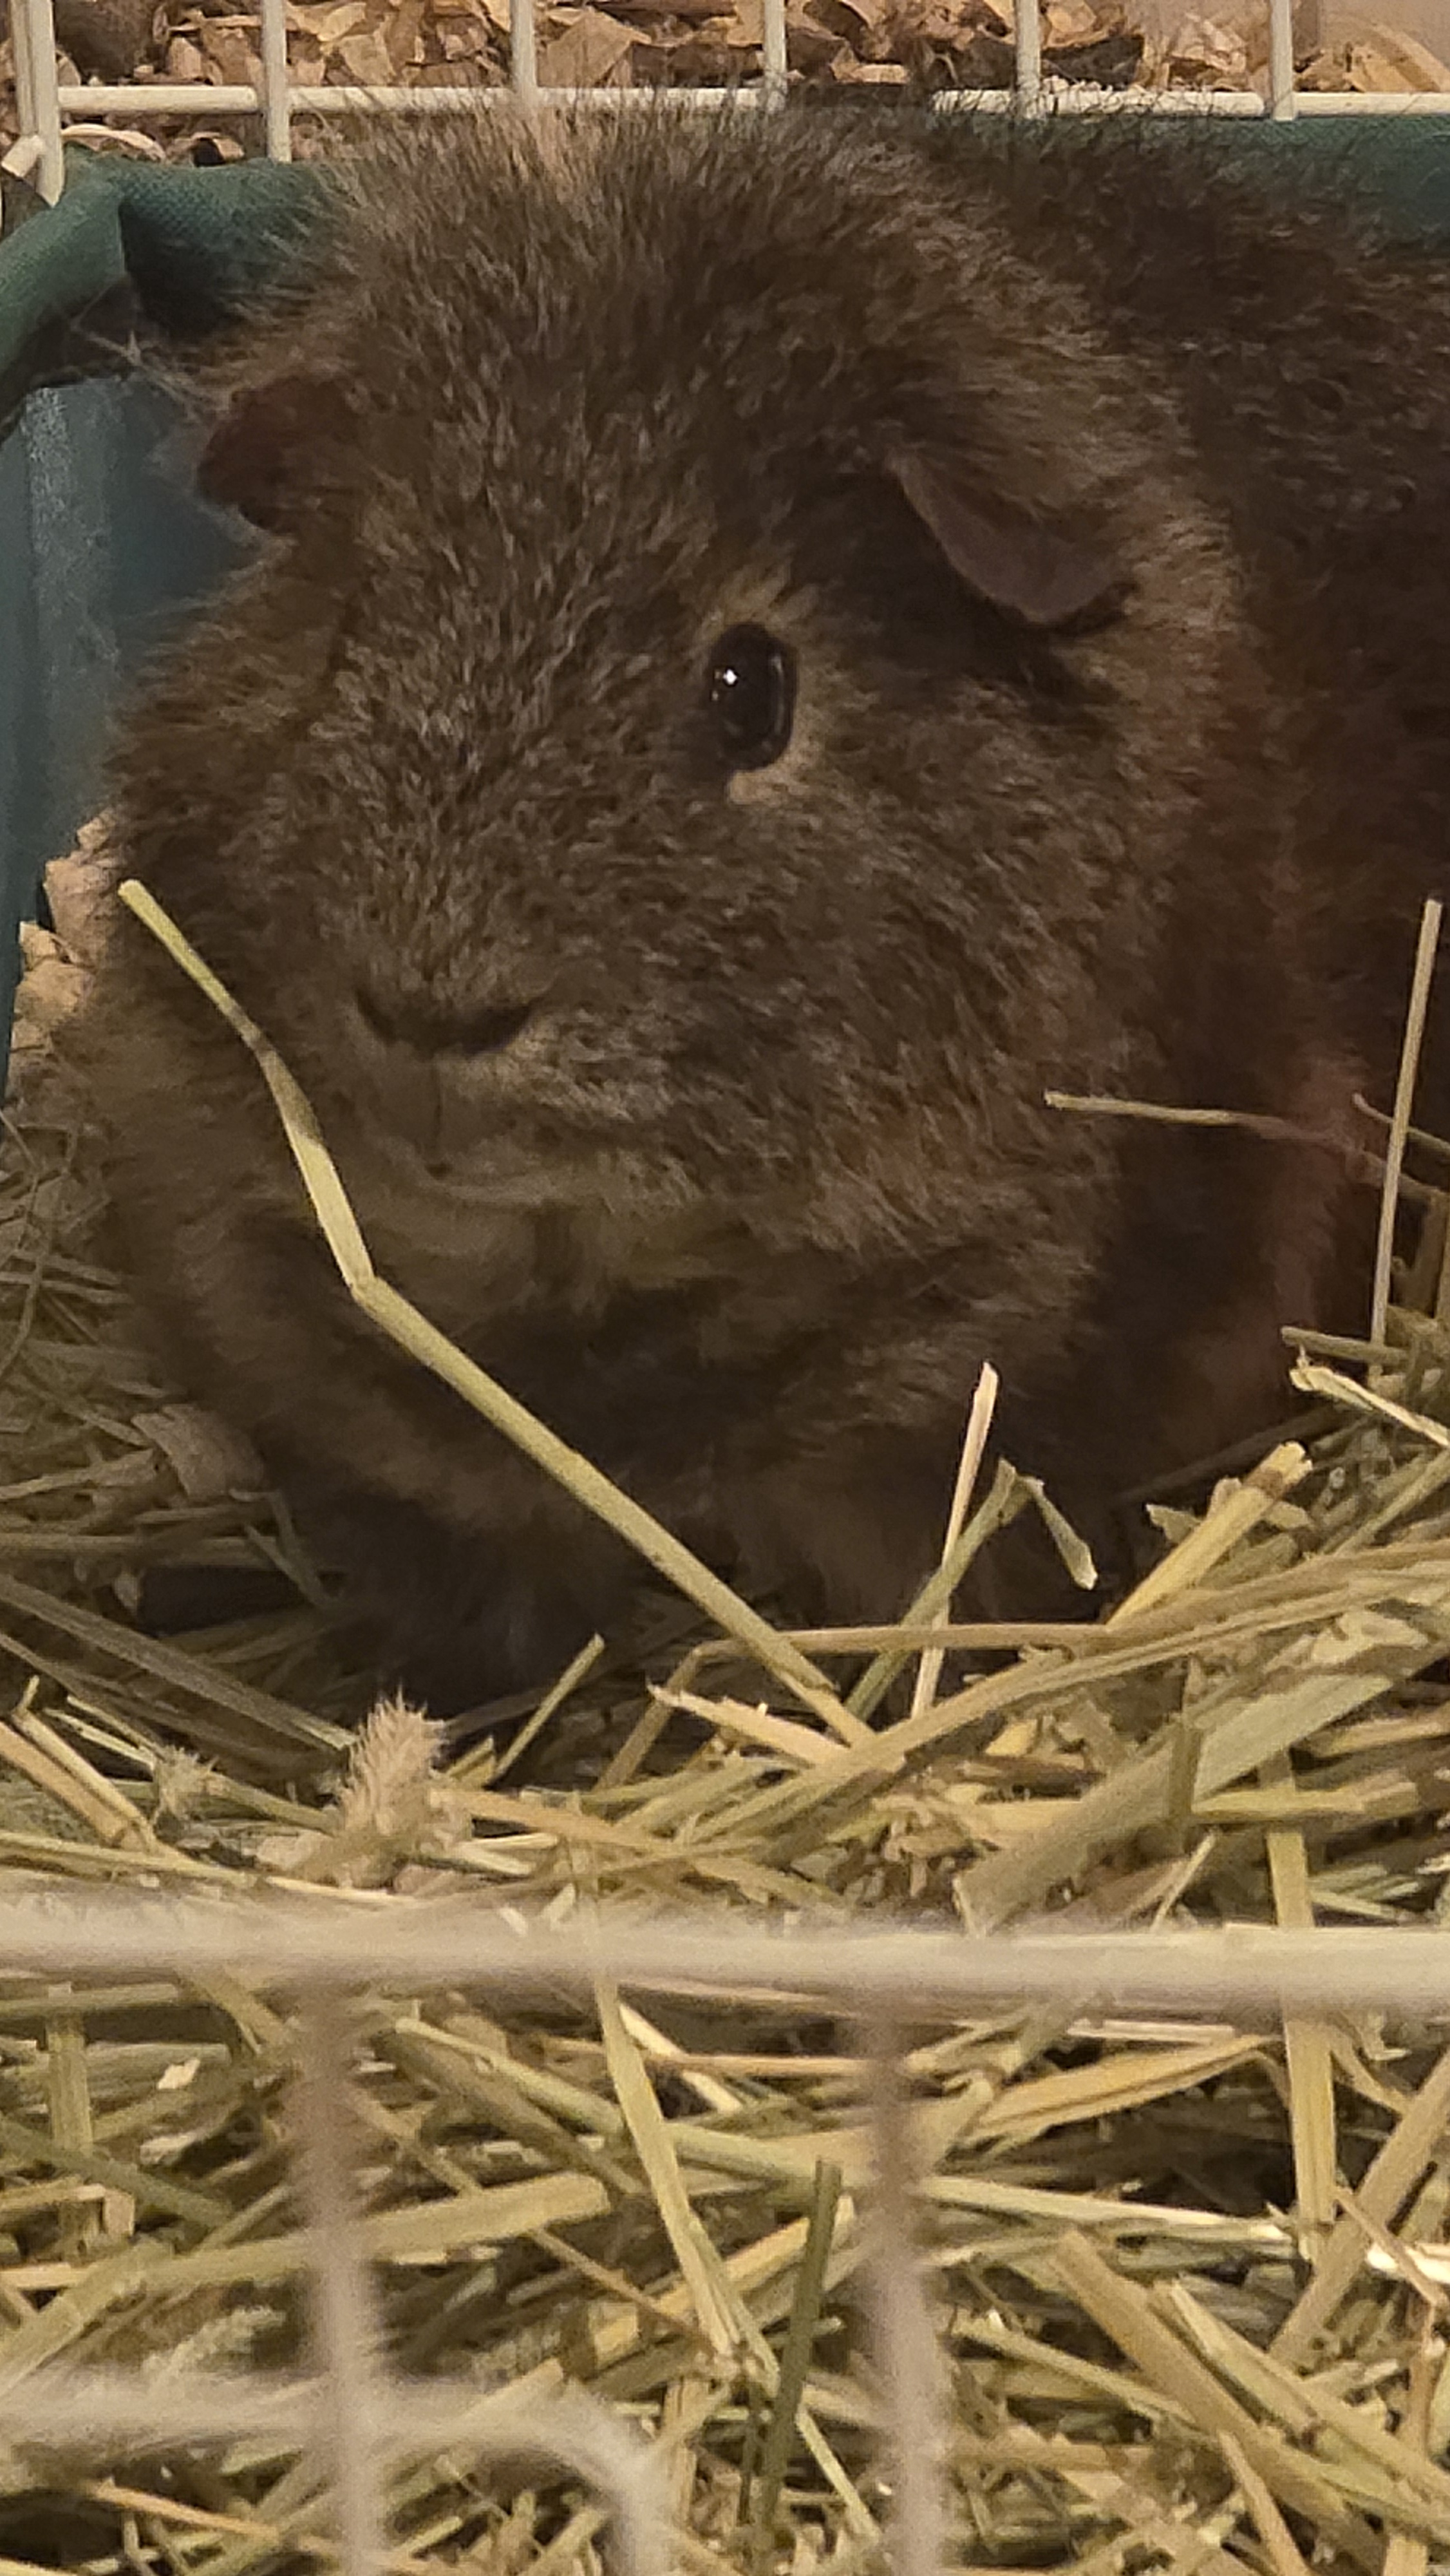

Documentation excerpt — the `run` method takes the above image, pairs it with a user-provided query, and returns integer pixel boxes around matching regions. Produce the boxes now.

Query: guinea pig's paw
[44,820,125,969]
[11,923,87,1065]
[10,822,126,1099]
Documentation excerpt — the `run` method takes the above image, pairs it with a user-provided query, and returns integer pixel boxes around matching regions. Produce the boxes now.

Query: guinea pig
[82,102,1450,1712]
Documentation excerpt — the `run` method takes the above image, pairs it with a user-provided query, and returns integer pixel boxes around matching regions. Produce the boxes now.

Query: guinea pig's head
[121,108,1243,1316]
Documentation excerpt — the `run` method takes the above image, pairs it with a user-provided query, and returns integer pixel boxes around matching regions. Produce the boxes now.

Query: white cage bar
[8,0,1450,214]
[0,1890,1445,2576]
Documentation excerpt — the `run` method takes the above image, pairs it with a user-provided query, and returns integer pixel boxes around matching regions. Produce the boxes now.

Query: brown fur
[82,106,1450,1709]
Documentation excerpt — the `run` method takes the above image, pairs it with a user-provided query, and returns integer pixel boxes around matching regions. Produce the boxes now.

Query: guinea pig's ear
[198,371,359,535]
[889,448,1124,632]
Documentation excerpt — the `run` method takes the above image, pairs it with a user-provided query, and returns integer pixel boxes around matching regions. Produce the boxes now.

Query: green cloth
[0,150,330,417]
[5,117,1450,1075]
[0,152,332,1071]
[1034,117,1450,240]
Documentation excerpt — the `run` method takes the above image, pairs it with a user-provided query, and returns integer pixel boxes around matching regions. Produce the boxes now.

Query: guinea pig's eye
[705,624,796,771]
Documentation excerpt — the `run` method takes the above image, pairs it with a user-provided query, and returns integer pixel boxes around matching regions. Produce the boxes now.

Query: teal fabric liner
[0,153,330,1072]
[5,117,1450,1076]
[0,373,250,1039]
[0,149,330,392]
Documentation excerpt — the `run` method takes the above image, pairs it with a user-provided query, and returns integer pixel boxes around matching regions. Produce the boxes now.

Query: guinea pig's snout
[356,986,540,1057]
[350,977,551,1180]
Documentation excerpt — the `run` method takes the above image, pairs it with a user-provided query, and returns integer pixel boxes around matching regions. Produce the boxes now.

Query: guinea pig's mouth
[318,1031,672,1188]
[343,1130,748,1309]
[343,1133,614,1224]
[334,1097,697,1225]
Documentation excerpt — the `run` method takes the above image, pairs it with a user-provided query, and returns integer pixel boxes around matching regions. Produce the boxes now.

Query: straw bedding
[2,834,1450,2576]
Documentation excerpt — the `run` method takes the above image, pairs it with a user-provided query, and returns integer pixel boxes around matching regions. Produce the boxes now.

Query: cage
[7,17,1450,2576]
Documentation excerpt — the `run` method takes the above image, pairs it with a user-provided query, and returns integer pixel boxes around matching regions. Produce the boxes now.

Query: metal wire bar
[55,79,1450,118]
[258,0,294,160]
[0,1885,1445,2023]
[1267,0,1296,117]
[14,0,63,200]
[510,0,540,107]
[1015,0,1044,111]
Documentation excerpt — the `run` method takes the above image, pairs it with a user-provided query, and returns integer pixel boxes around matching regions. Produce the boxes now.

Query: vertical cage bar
[511,0,540,104]
[17,0,64,200]
[761,0,788,105]
[294,1994,388,2576]
[9,0,38,159]
[1268,0,1295,117]
[258,0,294,161]
[1015,0,1043,111]
[866,2028,949,2576]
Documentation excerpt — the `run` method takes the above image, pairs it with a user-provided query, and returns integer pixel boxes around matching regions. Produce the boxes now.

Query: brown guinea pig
[83,104,1450,1711]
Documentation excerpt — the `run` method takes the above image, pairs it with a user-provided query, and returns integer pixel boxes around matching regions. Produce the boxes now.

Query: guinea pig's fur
[84,104,1450,1709]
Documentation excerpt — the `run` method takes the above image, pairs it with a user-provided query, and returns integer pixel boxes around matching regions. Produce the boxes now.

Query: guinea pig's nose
[357,987,539,1056]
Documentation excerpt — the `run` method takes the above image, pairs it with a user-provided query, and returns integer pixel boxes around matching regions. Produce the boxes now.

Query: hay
[4,851,1450,2573]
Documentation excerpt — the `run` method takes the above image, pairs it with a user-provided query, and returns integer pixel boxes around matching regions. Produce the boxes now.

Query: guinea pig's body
[85,106,1450,1707]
